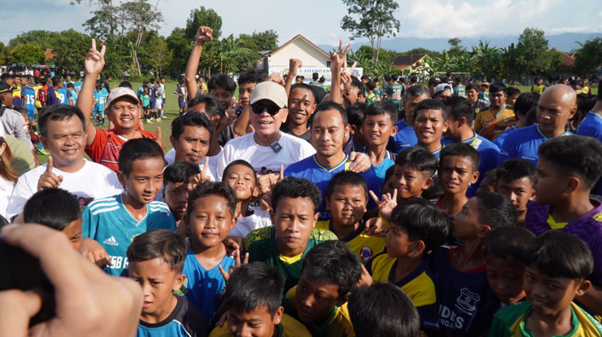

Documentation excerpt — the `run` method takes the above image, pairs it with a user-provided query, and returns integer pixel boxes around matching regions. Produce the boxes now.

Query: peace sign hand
[369,189,398,222]
[85,39,106,75]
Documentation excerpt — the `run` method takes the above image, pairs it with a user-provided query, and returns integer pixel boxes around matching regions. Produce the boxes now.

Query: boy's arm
[77,39,105,147]
[284,58,302,97]
[184,26,213,101]
[329,40,351,106]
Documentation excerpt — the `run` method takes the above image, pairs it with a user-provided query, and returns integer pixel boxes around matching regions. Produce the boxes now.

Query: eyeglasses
[251,103,281,116]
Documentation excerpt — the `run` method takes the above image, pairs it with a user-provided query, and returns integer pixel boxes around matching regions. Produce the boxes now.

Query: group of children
[138,77,166,123]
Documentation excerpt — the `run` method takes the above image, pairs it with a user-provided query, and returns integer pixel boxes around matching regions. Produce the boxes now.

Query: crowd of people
[1,26,602,337]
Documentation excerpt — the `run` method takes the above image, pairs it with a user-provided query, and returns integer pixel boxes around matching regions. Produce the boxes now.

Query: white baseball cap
[434,83,453,95]
[250,82,288,108]
[107,87,140,106]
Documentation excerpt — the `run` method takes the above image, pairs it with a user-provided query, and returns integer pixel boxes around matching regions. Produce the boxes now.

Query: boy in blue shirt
[174,79,187,115]
[180,182,237,322]
[128,229,208,337]
[362,101,398,184]
[94,83,106,126]
[58,81,68,105]
[413,99,449,159]
[66,83,78,106]
[82,139,177,277]
[389,85,428,153]
[20,76,36,120]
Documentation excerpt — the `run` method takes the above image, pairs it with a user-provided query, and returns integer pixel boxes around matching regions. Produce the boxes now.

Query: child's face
[506,93,520,107]
[63,217,83,251]
[228,305,283,337]
[362,114,398,147]
[439,156,479,195]
[386,222,421,258]
[524,265,590,317]
[497,177,535,213]
[478,176,497,193]
[163,178,195,221]
[118,157,164,206]
[272,197,319,256]
[326,184,367,228]
[358,94,366,103]
[391,164,433,202]
[186,195,235,248]
[128,258,185,319]
[295,271,342,324]
[223,164,258,202]
[450,198,483,239]
[169,125,211,166]
[414,109,449,147]
[210,88,233,110]
[288,88,316,127]
[486,255,526,305]
[532,158,566,205]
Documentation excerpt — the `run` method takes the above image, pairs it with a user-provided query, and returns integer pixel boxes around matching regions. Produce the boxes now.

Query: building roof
[269,34,330,59]
[393,54,428,70]
[558,51,575,73]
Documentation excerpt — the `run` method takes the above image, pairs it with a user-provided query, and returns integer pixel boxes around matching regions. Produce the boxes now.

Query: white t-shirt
[0,177,15,219]
[164,147,221,181]
[229,206,272,238]
[216,132,316,181]
[7,159,123,219]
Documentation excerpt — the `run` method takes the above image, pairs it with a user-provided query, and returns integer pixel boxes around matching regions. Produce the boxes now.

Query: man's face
[238,82,256,108]
[310,109,349,159]
[66,76,72,82]
[170,125,211,166]
[118,157,164,207]
[186,194,235,249]
[536,90,575,136]
[450,198,482,239]
[532,158,565,205]
[402,93,428,122]
[210,88,233,110]
[288,88,316,127]
[161,78,165,84]
[443,112,462,141]
[14,77,20,86]
[108,97,140,133]
[490,91,507,108]
[414,109,448,147]
[326,184,367,228]
[295,271,342,324]
[223,164,258,202]
[249,99,288,139]
[436,90,452,103]
[0,92,14,108]
[467,89,478,102]
[41,116,86,169]
[390,164,432,202]
[62,218,83,251]
[272,197,319,257]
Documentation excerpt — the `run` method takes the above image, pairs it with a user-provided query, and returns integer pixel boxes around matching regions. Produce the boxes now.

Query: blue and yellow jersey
[365,92,376,105]
[209,314,311,337]
[367,254,440,333]
[12,86,22,107]
[315,220,385,264]
[21,86,36,118]
[282,286,354,337]
[389,119,418,153]
[577,111,602,143]
[285,155,381,223]
[458,132,500,196]
[489,301,602,337]
[243,226,338,294]
[530,84,545,94]
[82,194,177,276]
[498,124,572,166]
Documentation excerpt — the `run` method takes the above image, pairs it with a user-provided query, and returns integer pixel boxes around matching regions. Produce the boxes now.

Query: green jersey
[374,87,384,100]
[453,85,467,98]
[386,83,403,101]
[366,92,377,105]
[479,91,490,103]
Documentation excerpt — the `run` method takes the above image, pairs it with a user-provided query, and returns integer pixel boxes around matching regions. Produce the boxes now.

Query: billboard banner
[268,66,363,86]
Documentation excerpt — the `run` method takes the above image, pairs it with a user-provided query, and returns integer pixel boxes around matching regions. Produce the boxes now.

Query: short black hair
[489,83,507,94]
[445,96,474,125]
[119,81,132,89]
[51,76,61,86]
[313,101,348,127]
[187,181,237,218]
[301,241,362,297]
[404,85,430,100]
[577,95,597,116]
[350,76,361,89]
[118,138,165,177]
[366,81,376,91]
[326,171,368,202]
[66,83,74,89]
[413,99,447,122]
[391,198,449,253]
[290,83,317,105]
[227,262,285,317]
[238,69,267,86]
[525,231,594,279]
[223,159,257,184]
[187,94,225,118]
[395,146,438,177]
[38,104,86,138]
[208,74,236,95]
[466,83,480,93]
[312,72,319,81]
[474,191,518,229]
[349,283,420,337]
[171,111,214,141]
[24,188,81,231]
[126,229,188,273]
[538,135,602,189]
[506,87,521,98]
[364,101,398,124]
[514,92,540,118]
[485,227,535,261]
[346,103,366,129]
[496,159,536,184]
[422,178,444,200]
[271,178,322,214]
[439,143,480,172]
[163,161,200,187]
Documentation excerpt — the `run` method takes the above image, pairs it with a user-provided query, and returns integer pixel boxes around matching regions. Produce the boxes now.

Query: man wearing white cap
[433,83,453,103]
[77,40,160,172]
[215,81,316,181]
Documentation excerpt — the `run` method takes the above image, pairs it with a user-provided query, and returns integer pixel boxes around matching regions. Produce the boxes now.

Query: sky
[1,0,601,47]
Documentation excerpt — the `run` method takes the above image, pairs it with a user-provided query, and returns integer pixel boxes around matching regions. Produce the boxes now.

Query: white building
[259,34,330,73]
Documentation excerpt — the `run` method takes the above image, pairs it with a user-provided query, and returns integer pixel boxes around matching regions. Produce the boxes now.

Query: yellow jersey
[208,314,311,337]
[315,220,385,264]
[473,106,516,140]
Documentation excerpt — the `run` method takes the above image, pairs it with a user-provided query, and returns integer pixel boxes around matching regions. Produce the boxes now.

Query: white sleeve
[6,174,36,220]
[215,145,232,182]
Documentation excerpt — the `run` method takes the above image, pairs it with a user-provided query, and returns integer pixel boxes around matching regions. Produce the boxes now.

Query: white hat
[106,87,140,106]
[434,83,453,95]
[250,82,287,108]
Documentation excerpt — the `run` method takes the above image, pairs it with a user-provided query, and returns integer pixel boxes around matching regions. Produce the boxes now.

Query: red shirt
[85,128,158,172]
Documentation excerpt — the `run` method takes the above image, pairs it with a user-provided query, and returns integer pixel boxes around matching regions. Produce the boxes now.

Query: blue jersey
[82,194,177,276]
[68,89,78,105]
[180,244,235,322]
[74,81,83,93]
[430,246,500,336]
[47,87,60,106]
[136,295,208,337]
[492,126,518,149]
[577,111,602,143]
[94,90,106,113]
[498,124,572,166]
[370,153,396,186]
[284,154,381,222]
[137,86,144,98]
[149,85,157,102]
[21,86,36,118]
[458,132,500,196]
[58,88,68,104]
[101,87,109,98]
[389,119,418,153]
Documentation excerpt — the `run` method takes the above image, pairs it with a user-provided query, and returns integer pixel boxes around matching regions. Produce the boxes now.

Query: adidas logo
[103,236,119,246]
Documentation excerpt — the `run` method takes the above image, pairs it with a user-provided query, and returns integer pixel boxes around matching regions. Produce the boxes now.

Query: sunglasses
[251,103,281,116]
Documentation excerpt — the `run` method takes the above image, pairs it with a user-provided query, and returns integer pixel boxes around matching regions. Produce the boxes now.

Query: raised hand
[196,26,213,45]
[289,58,303,76]
[330,39,352,73]
[218,249,249,284]
[193,157,211,185]
[37,157,63,191]
[267,72,285,86]
[84,39,106,75]
[370,189,398,222]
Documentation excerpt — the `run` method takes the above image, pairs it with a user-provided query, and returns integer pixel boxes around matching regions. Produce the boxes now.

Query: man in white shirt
[7,104,122,219]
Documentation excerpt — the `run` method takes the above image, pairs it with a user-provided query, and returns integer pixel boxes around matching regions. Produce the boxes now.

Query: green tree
[574,38,602,76]
[470,40,502,80]
[0,42,11,65]
[145,36,173,77]
[211,34,256,74]
[185,6,222,42]
[121,0,164,75]
[9,30,60,49]
[10,43,46,65]
[341,0,400,63]
[514,28,551,85]
[251,30,278,51]
[540,49,564,79]
[447,38,467,57]
[49,29,90,71]
[166,27,192,75]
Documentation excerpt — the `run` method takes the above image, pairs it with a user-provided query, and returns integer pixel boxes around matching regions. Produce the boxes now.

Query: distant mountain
[318,33,602,54]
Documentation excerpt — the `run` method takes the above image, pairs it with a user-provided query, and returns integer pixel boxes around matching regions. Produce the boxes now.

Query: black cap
[0,81,14,94]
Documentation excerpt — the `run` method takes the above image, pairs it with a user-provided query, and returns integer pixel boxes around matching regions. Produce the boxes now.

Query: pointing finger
[369,190,380,205]
[91,38,96,51]
[46,156,53,173]
[279,165,284,181]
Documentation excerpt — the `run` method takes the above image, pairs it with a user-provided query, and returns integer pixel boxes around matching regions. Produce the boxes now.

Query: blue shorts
[178,101,186,109]
[27,109,35,120]
[150,101,156,110]
[162,98,166,104]
[95,110,105,116]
